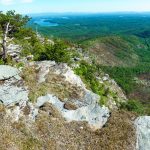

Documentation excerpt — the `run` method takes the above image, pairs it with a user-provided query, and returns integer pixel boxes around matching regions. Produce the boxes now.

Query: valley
[28,13,150,106]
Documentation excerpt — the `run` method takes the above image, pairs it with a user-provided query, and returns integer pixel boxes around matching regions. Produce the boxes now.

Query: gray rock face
[0,85,28,106]
[0,65,28,106]
[27,61,110,129]
[36,94,109,130]
[36,61,56,83]
[36,61,86,89]
[72,90,100,108]
[0,63,110,129]
[7,44,21,60]
[0,65,21,80]
[135,116,150,150]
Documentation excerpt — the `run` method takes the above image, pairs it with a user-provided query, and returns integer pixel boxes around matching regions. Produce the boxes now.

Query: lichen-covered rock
[135,116,150,150]
[0,65,28,106]
[35,94,110,130]
[36,61,85,89]
[0,65,21,80]
[0,85,28,106]
[0,65,29,122]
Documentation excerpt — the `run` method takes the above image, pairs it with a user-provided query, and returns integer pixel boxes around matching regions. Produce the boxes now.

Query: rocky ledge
[0,62,109,130]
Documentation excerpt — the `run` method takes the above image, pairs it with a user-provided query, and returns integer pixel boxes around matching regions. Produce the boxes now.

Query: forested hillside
[28,13,150,42]
[81,35,150,104]
[28,13,150,106]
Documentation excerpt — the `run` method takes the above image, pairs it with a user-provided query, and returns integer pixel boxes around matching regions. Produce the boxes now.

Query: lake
[34,19,58,27]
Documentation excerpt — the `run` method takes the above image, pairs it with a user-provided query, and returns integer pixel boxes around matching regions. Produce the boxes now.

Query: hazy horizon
[27,11,150,15]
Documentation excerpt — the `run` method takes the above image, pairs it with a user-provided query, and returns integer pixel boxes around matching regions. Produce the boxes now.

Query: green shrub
[144,104,150,115]
[20,40,33,57]
[14,28,37,41]
[16,62,24,68]
[16,33,72,64]
[35,40,71,64]
[99,96,108,106]
[120,99,145,115]
[75,61,111,106]
[75,60,98,90]
[0,59,4,65]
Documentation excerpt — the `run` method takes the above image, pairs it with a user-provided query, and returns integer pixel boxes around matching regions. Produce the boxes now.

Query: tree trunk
[2,22,10,61]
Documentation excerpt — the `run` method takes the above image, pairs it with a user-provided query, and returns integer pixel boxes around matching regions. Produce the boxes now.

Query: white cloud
[0,0,33,5]
[0,0,14,5]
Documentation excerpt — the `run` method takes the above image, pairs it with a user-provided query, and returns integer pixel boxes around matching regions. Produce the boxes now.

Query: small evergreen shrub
[16,62,24,68]
[0,59,4,65]
[120,99,145,115]
[75,61,112,106]
[34,40,71,64]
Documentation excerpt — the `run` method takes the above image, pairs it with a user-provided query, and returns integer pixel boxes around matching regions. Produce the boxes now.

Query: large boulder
[135,116,150,150]
[0,85,28,106]
[35,94,109,130]
[0,65,21,80]
[0,65,28,106]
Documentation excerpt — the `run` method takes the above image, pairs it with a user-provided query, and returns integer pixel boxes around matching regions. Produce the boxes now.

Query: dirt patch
[0,104,5,113]
[39,102,63,118]
[0,80,5,85]
[64,102,78,110]
[23,105,30,116]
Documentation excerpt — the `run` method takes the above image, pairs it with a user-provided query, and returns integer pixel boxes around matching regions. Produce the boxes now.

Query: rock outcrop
[135,116,150,150]
[0,65,28,106]
[0,65,29,122]
[7,44,21,61]
[0,65,21,80]
[35,94,109,130]
[31,61,110,129]
[0,62,110,130]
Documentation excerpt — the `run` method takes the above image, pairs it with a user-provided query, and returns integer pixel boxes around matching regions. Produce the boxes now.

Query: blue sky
[0,0,150,14]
